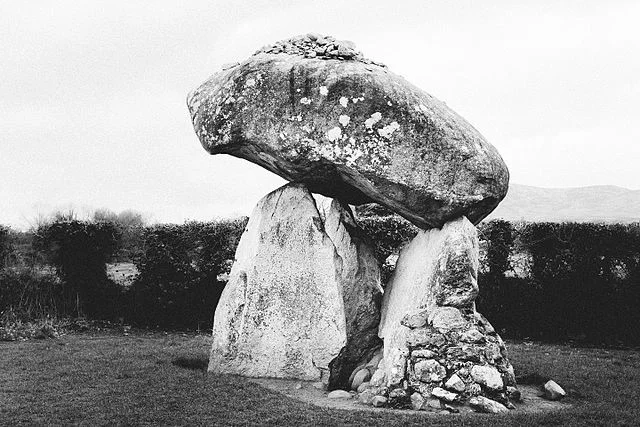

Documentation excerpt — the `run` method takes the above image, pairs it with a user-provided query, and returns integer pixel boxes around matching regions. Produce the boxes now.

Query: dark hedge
[32,220,121,319]
[0,225,11,269]
[3,216,639,345]
[129,218,247,329]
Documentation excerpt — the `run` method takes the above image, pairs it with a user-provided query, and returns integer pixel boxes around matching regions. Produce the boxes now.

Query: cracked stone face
[187,34,509,230]
[208,183,382,385]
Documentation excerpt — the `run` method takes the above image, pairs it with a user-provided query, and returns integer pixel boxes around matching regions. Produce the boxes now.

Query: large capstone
[187,34,509,229]
[208,183,382,386]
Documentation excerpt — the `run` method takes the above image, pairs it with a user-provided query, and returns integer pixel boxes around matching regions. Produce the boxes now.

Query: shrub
[0,225,11,269]
[33,220,121,319]
[129,218,247,329]
[357,215,418,282]
[476,220,514,326]
[0,266,65,319]
[0,307,60,341]
[518,222,640,345]
[93,209,146,262]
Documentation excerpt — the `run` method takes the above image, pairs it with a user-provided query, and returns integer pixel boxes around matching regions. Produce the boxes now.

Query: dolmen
[188,34,517,413]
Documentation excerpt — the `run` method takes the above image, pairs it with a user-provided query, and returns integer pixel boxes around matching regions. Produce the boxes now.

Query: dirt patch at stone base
[248,378,570,414]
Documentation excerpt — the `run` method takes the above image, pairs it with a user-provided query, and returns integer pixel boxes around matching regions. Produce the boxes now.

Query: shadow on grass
[172,356,208,371]
[516,373,550,385]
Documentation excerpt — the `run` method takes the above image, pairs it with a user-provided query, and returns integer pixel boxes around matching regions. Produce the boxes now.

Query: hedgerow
[32,219,121,319]
[0,225,11,269]
[2,214,639,346]
[129,218,247,329]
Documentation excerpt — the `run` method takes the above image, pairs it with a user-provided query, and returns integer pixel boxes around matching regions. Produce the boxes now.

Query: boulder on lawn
[543,380,566,401]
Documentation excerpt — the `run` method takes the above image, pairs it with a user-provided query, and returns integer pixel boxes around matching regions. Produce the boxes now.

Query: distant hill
[486,184,640,223]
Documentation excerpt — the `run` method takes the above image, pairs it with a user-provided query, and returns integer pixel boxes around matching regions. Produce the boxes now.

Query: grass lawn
[1,332,639,426]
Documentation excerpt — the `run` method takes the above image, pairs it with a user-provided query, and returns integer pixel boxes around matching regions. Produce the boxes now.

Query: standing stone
[376,215,517,408]
[379,217,479,381]
[315,195,383,389]
[209,183,381,385]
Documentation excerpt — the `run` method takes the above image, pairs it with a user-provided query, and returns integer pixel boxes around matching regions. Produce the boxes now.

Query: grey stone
[348,362,367,387]
[356,382,370,393]
[400,309,428,329]
[208,184,381,383]
[351,368,372,391]
[366,350,383,369]
[503,364,517,387]
[410,392,425,410]
[369,368,386,387]
[447,344,483,363]
[412,349,438,359]
[188,36,509,230]
[380,218,478,367]
[466,382,482,396]
[371,395,387,407]
[444,374,466,393]
[389,388,408,399]
[469,396,509,413]
[484,342,502,363]
[506,386,521,402]
[413,359,447,383]
[405,329,446,348]
[429,307,468,330]
[471,365,504,391]
[358,389,376,404]
[431,387,458,402]
[424,397,443,411]
[386,348,407,386]
[543,380,566,400]
[460,328,484,343]
[328,390,352,399]
[443,404,460,413]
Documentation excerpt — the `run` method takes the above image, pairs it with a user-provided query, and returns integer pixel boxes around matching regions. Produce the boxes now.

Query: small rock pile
[253,33,385,66]
[351,308,520,413]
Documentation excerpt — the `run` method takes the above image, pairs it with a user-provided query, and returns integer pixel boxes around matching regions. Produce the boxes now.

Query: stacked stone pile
[254,33,385,66]
[188,35,518,414]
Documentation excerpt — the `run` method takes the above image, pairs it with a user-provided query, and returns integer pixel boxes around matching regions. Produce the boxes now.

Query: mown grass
[1,332,639,426]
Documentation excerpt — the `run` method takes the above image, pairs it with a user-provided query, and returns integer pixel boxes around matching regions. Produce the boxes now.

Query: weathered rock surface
[543,380,566,401]
[379,216,479,367]
[187,34,509,229]
[208,183,382,385]
[371,395,387,407]
[366,216,517,410]
[469,396,509,414]
[327,390,352,399]
[314,195,384,389]
[351,369,372,391]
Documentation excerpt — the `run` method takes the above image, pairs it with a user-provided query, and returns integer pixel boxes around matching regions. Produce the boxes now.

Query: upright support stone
[375,216,517,407]
[315,196,383,389]
[209,183,382,386]
[379,217,479,371]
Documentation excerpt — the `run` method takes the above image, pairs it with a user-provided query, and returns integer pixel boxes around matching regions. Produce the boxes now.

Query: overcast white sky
[1,0,639,229]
